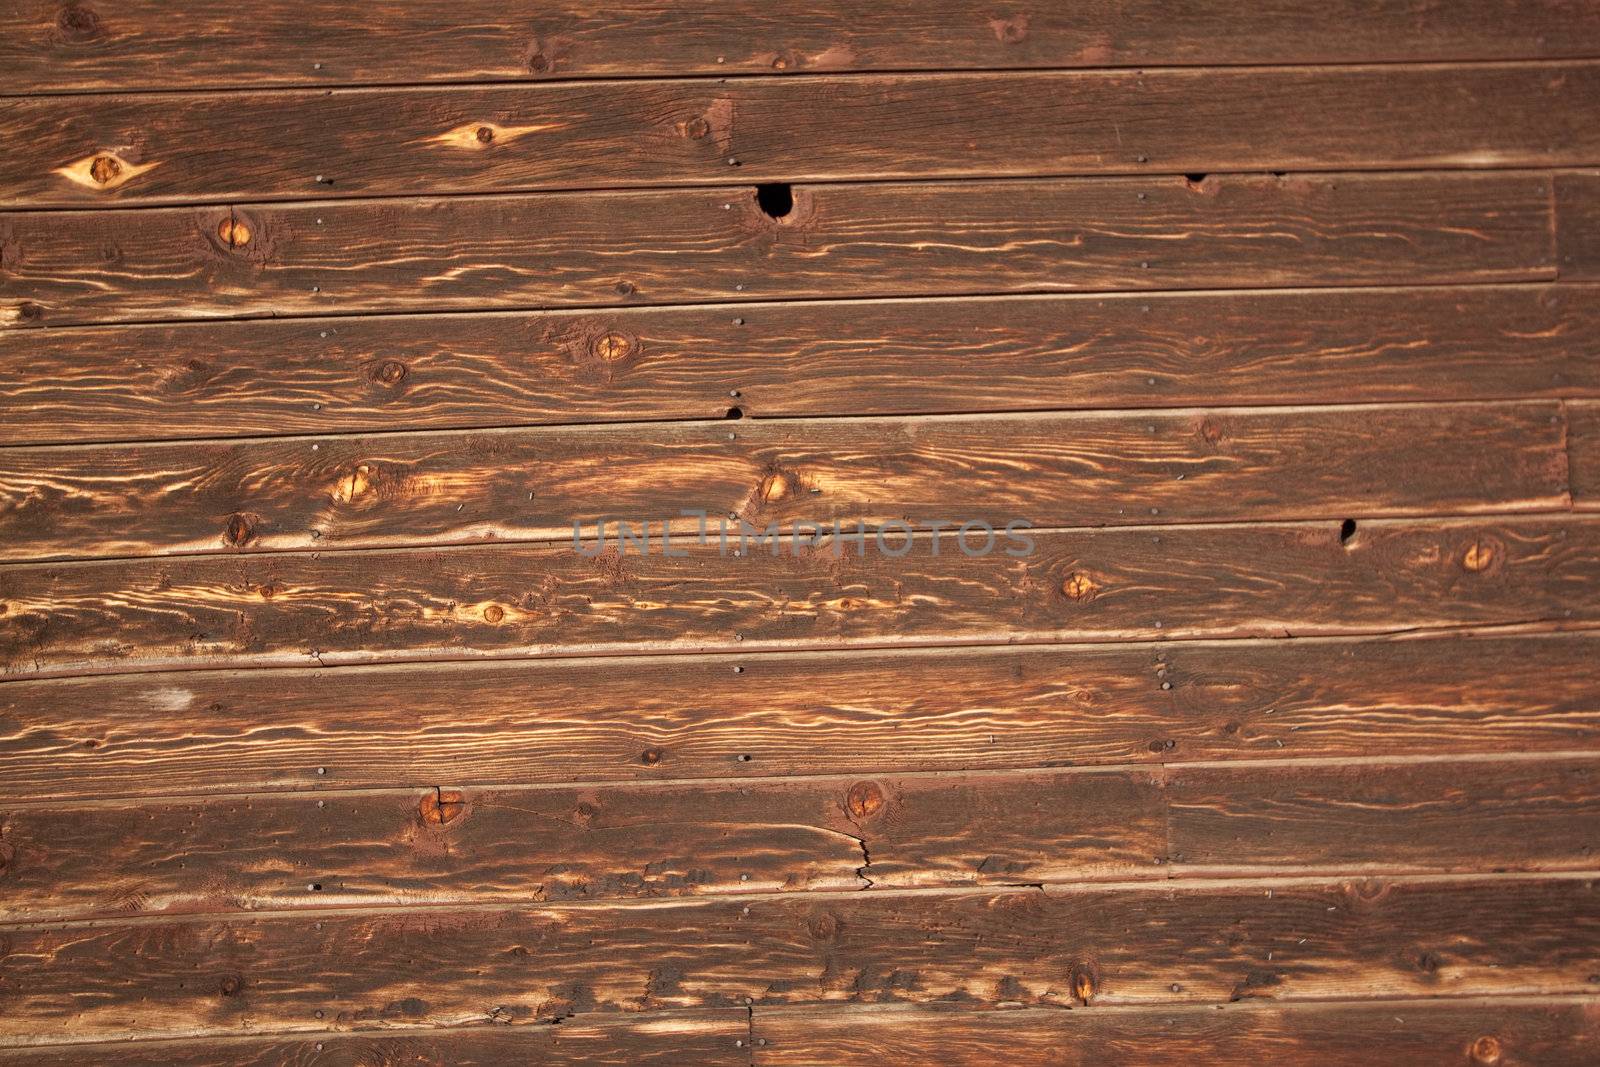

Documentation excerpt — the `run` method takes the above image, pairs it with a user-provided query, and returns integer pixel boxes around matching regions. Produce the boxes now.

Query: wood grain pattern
[751,1000,1600,1067]
[7,757,1596,924]
[0,171,1557,329]
[5,64,1599,207]
[8,1,1600,92]
[0,401,1568,563]
[1168,757,1600,875]
[0,876,1593,1043]
[6,633,1599,801]
[3,515,1594,680]
[4,284,1597,447]
[1556,170,1600,280]
[0,769,1167,923]
[1572,401,1600,508]
[0,1011,749,1064]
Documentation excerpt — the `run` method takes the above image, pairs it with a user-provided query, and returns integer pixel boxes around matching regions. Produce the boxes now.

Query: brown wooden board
[2,284,1597,447]
[2,515,1594,680]
[1556,170,1600,280]
[0,876,1593,1043]
[0,171,1557,329]
[0,769,1167,923]
[1572,401,1600,508]
[1167,757,1600,875]
[5,633,1599,802]
[5,65,1600,207]
[7,2,1600,92]
[0,401,1569,563]
[7,757,1598,924]
[0,1011,749,1065]
[750,1000,1600,1067]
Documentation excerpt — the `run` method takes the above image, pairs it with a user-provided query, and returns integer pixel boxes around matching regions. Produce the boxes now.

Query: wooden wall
[2,2,1599,1062]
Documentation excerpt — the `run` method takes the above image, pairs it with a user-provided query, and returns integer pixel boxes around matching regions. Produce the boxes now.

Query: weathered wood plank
[4,284,1597,447]
[0,1011,749,1064]
[4,65,1599,206]
[3,515,1594,680]
[751,1000,1600,1066]
[7,1,1599,93]
[1168,757,1600,875]
[0,769,1166,923]
[6,633,1599,801]
[0,877,1592,1043]
[1572,401,1600,508]
[1556,171,1600,280]
[0,172,1556,329]
[0,401,1567,563]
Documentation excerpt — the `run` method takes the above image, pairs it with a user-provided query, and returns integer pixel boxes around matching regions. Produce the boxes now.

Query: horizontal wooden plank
[7,756,1597,924]
[8,2,1600,93]
[5,633,1599,801]
[5,64,1599,207]
[2,515,1594,680]
[0,171,1557,328]
[0,769,1166,923]
[0,401,1568,563]
[1168,757,1600,875]
[1557,170,1600,280]
[751,1000,1600,1066]
[1573,401,1600,508]
[0,876,1592,1043]
[0,1011,749,1064]
[4,284,1597,447]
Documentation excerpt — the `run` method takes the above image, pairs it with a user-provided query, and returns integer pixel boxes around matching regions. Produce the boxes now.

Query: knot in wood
[1461,538,1497,573]
[640,747,663,765]
[223,512,259,548]
[483,604,505,623]
[218,974,244,997]
[475,125,496,144]
[372,360,408,386]
[420,789,465,826]
[1471,1036,1502,1064]
[57,4,103,40]
[845,781,885,820]
[217,217,251,248]
[1062,572,1098,601]
[1070,963,1097,1004]
[758,472,793,504]
[89,155,121,185]
[593,333,633,362]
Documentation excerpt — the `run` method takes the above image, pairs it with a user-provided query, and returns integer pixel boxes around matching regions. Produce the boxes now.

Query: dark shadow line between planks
[7,55,1600,101]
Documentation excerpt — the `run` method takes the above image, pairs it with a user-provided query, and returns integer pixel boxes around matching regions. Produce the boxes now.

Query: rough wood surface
[7,757,1597,924]
[1168,757,1600,875]
[750,1000,1600,1066]
[1556,170,1600,280]
[0,769,1167,922]
[5,64,1599,206]
[0,401,1568,563]
[0,1011,749,1064]
[0,171,1557,329]
[2,284,1597,446]
[0,876,1592,1044]
[8,1,1599,92]
[1572,401,1600,507]
[6,633,1598,801]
